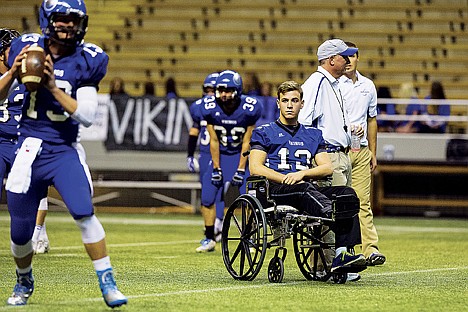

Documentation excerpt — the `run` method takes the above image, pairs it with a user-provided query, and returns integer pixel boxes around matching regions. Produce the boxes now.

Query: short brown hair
[344,41,359,57]
[277,80,303,99]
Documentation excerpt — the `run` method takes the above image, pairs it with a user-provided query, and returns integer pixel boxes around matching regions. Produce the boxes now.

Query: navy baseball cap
[317,39,358,61]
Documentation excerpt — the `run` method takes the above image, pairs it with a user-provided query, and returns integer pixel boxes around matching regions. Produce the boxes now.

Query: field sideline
[0,211,467,311]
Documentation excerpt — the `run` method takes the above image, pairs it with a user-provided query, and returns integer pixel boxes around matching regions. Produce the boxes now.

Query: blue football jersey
[189,96,211,155]
[201,95,262,155]
[256,95,279,127]
[250,121,327,174]
[9,33,108,145]
[0,84,24,139]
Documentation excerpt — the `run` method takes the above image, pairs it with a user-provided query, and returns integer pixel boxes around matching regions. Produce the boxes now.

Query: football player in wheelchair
[221,81,367,283]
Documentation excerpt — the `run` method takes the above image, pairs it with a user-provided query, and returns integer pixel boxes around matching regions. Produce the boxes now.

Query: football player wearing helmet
[0,28,51,255]
[0,0,127,308]
[187,73,225,242]
[196,70,262,252]
[0,28,23,197]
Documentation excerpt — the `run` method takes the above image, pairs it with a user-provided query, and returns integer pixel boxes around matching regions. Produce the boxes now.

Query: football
[19,46,46,92]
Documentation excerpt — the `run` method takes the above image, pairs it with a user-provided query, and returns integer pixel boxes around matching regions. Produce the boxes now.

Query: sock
[32,225,42,242]
[93,256,111,272]
[205,226,214,240]
[214,218,223,232]
[17,265,32,275]
[40,222,48,239]
[335,247,347,257]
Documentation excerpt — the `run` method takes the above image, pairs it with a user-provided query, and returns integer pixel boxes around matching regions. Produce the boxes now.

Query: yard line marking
[1,215,467,232]
[15,266,463,307]
[0,240,199,254]
[0,215,203,226]
[367,266,468,276]
[378,225,468,233]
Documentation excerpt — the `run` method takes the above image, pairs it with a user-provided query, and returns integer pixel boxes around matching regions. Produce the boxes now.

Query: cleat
[214,218,223,243]
[331,251,366,272]
[367,252,386,266]
[347,273,361,282]
[97,268,128,308]
[6,270,34,306]
[196,238,216,253]
[33,238,50,254]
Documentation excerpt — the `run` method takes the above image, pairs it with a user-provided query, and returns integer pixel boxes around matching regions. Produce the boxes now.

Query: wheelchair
[221,175,364,284]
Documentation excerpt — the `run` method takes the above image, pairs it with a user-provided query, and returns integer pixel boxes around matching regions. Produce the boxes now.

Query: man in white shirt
[340,41,386,266]
[299,38,362,187]
[299,39,364,281]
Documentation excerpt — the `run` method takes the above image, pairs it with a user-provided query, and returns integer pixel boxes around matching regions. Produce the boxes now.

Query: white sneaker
[33,238,50,254]
[347,273,361,282]
[196,239,216,253]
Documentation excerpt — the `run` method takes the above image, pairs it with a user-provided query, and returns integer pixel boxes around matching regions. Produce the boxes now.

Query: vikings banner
[81,94,196,151]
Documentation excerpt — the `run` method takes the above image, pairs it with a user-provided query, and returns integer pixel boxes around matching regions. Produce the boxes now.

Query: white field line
[4,266,461,308]
[0,215,204,226]
[0,215,467,233]
[377,225,468,233]
[0,240,199,254]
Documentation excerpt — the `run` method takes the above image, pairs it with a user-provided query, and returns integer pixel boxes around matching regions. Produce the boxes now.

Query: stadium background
[2,0,468,217]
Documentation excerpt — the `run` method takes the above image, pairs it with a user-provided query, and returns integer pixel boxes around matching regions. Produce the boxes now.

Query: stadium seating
[3,0,468,102]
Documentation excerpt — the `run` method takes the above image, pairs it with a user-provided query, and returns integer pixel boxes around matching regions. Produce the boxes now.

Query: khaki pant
[316,151,352,187]
[349,146,380,257]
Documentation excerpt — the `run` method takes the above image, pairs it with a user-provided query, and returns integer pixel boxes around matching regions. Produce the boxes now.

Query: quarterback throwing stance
[0,0,127,308]
[249,81,366,272]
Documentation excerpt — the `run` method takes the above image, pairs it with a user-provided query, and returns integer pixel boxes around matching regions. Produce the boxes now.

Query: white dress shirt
[299,66,351,148]
[339,70,378,147]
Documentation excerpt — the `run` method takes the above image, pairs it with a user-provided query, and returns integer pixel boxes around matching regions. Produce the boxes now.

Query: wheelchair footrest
[264,205,298,214]
[331,265,367,274]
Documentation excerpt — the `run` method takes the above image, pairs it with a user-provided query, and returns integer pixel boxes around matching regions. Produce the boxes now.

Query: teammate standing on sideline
[298,38,363,187]
[0,0,127,307]
[340,41,386,265]
[0,28,50,255]
[197,70,262,252]
[187,72,225,242]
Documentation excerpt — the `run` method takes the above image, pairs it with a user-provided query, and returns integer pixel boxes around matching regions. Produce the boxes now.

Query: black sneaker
[331,251,366,272]
[367,252,386,266]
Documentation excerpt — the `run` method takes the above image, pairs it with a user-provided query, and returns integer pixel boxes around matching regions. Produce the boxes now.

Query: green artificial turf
[0,211,466,311]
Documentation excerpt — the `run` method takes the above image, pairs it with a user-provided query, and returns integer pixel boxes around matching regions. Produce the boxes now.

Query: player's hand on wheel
[211,168,223,187]
[231,169,245,186]
[186,156,199,173]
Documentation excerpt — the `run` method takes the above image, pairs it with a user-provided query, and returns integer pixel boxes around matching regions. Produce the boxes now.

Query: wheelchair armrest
[246,175,267,183]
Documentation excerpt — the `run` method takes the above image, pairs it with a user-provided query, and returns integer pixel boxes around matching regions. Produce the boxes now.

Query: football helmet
[0,28,21,68]
[202,72,219,95]
[39,0,88,47]
[215,70,243,101]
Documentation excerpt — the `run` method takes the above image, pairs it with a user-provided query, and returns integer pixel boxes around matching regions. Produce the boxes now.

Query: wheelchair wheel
[267,257,284,283]
[332,273,347,284]
[221,194,268,281]
[292,224,331,282]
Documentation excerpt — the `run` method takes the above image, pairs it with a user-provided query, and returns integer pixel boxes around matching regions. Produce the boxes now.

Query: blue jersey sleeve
[250,124,271,151]
[241,95,263,126]
[190,98,204,129]
[200,96,217,125]
[76,43,108,89]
